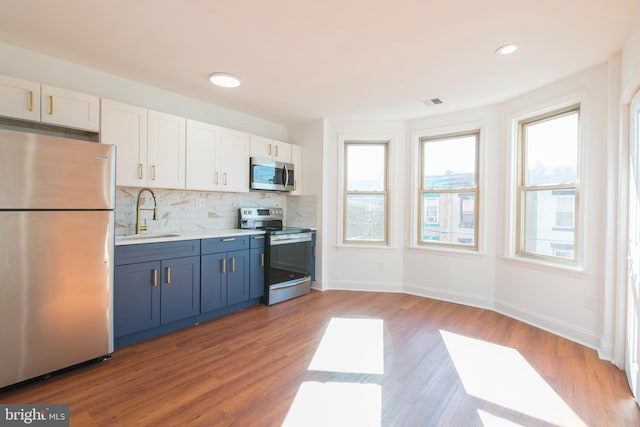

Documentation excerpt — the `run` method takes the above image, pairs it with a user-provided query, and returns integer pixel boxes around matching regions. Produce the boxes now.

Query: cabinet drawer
[201,236,249,254]
[115,240,200,265]
[249,234,266,249]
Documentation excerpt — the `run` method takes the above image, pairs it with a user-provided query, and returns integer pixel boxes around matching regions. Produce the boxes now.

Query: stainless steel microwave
[250,157,295,192]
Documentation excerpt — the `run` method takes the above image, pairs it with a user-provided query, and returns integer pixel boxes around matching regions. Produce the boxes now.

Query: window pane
[523,189,575,259]
[346,194,385,241]
[421,192,475,246]
[423,135,476,190]
[525,112,578,186]
[347,144,385,191]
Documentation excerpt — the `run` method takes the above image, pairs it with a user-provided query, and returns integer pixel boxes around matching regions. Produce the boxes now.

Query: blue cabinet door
[160,256,200,325]
[227,250,250,305]
[201,252,227,313]
[310,231,316,281]
[249,247,265,298]
[114,261,161,337]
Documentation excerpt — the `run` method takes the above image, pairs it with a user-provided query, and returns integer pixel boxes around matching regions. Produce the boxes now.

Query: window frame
[342,140,389,245]
[418,130,480,250]
[515,104,580,264]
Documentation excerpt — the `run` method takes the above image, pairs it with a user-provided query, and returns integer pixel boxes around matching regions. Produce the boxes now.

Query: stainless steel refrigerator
[0,128,115,389]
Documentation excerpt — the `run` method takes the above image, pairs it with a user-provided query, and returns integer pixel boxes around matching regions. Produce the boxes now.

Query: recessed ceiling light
[209,72,241,88]
[495,44,518,55]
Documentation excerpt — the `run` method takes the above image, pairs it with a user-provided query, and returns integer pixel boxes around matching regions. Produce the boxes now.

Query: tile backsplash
[115,188,317,236]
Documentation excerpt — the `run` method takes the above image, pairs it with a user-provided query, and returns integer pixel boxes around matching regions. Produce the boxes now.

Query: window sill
[337,243,395,251]
[501,255,588,278]
[408,243,485,258]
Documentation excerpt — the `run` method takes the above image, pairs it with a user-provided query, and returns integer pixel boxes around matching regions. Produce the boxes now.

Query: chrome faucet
[135,188,158,235]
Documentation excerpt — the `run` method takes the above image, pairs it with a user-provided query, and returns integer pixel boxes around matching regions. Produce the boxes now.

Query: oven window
[267,240,311,285]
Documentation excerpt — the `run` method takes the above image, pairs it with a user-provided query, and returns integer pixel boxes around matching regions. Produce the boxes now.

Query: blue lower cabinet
[160,256,201,324]
[249,247,265,298]
[201,252,227,313]
[201,236,251,313]
[114,260,161,337]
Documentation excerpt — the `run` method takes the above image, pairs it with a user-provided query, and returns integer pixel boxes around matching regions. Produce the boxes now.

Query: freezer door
[0,128,115,210]
[0,211,114,388]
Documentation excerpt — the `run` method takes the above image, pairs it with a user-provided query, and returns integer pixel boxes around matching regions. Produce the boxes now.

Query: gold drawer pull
[153,269,158,287]
[221,259,226,274]
[167,267,171,284]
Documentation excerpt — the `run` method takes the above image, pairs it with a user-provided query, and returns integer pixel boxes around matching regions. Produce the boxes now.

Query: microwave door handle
[283,165,289,189]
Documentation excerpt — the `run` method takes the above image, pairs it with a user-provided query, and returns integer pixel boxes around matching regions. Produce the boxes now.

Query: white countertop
[115,229,265,246]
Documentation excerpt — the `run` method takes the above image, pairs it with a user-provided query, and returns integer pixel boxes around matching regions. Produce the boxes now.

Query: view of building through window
[518,107,579,261]
[344,142,388,243]
[419,132,478,248]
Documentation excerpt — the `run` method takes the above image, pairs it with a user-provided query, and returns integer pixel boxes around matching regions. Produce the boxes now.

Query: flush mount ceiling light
[495,43,519,55]
[209,72,241,88]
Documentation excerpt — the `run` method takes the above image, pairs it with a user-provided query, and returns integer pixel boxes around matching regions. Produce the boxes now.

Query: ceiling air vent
[424,98,443,106]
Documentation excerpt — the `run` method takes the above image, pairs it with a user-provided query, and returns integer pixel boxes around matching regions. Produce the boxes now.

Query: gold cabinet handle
[231,257,235,272]
[167,267,171,285]
[138,164,143,180]
[28,90,33,111]
[222,238,235,242]
[261,253,264,267]
[215,172,219,185]
[48,95,53,115]
[151,165,156,180]
[221,258,226,274]
[268,144,272,156]
[223,172,228,185]
[153,269,158,287]
[275,145,279,157]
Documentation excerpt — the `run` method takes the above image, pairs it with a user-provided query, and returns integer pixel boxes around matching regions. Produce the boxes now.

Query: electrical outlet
[585,295,597,311]
[196,198,206,208]
[379,262,385,271]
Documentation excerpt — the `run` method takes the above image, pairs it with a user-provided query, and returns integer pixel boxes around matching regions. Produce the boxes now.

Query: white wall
[0,42,288,140]
[322,119,406,292]
[290,119,327,289]
[404,107,500,309]
[622,9,640,98]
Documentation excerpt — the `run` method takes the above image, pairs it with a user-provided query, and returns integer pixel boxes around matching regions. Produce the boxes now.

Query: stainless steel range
[239,207,312,305]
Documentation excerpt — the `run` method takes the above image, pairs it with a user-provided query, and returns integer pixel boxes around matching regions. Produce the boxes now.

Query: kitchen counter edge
[115,229,265,246]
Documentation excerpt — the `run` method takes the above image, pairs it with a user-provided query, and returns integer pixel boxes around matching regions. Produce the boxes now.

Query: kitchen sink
[116,233,180,241]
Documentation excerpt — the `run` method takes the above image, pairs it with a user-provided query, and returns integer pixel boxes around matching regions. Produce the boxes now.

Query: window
[517,105,579,263]
[343,141,388,244]
[419,131,479,248]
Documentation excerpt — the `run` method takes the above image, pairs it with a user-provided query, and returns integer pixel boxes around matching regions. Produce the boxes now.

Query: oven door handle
[270,233,312,245]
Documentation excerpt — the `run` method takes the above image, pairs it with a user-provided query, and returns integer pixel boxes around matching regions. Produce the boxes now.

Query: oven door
[264,231,312,305]
[250,157,295,192]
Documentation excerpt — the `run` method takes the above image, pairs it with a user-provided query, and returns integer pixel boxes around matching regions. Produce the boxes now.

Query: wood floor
[2,290,639,426]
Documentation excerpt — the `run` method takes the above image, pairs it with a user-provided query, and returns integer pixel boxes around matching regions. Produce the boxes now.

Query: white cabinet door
[272,139,292,162]
[290,144,303,195]
[249,134,292,162]
[101,99,148,187]
[219,128,250,193]
[250,134,273,159]
[41,85,100,131]
[0,75,40,122]
[148,110,186,190]
[186,119,220,191]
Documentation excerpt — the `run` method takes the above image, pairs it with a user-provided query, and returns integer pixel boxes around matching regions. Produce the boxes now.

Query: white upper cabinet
[100,99,148,187]
[250,135,292,162]
[40,85,100,131]
[290,144,303,196]
[102,100,186,190]
[0,75,40,122]
[0,76,99,131]
[186,119,250,192]
[186,119,220,191]
[219,127,250,193]
[147,110,186,190]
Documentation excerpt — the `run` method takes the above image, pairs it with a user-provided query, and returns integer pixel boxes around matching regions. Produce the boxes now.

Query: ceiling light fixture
[209,72,241,88]
[495,44,518,55]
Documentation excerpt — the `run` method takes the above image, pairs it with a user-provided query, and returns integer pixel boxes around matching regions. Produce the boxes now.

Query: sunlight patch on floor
[477,410,527,427]
[308,317,384,374]
[440,330,587,427]
[281,381,382,427]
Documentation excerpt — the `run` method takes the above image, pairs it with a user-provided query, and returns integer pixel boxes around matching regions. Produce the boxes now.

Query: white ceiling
[0,0,637,126]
